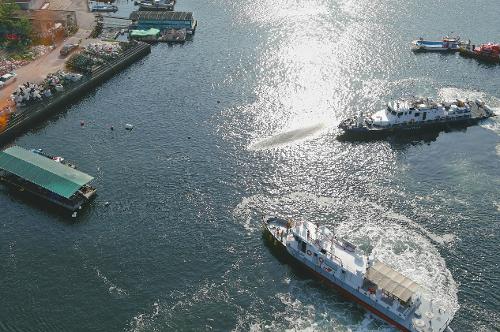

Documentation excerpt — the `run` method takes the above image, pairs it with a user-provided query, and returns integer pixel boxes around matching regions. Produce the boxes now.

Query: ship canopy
[366,261,419,303]
[0,146,93,199]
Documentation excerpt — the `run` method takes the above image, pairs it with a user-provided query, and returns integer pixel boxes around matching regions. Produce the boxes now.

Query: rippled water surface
[1,0,499,331]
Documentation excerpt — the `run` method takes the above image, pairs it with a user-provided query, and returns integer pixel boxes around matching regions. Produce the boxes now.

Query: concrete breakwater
[0,41,151,146]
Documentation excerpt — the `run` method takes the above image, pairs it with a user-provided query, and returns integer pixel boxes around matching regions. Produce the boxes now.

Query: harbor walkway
[0,0,97,105]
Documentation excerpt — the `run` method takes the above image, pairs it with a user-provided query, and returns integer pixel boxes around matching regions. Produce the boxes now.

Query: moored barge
[0,146,96,211]
[263,217,454,332]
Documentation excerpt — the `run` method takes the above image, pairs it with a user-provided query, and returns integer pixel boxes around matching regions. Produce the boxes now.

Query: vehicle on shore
[0,72,17,89]
[263,217,455,332]
[60,43,79,57]
[338,98,494,139]
[411,36,466,52]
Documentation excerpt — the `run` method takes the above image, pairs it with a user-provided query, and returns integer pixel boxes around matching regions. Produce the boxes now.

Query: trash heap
[66,42,123,73]
[11,71,83,107]
[0,59,30,77]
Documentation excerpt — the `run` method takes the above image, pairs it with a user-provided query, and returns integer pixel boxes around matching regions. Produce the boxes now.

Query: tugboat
[263,217,455,332]
[338,98,495,138]
[411,36,466,52]
[459,43,500,63]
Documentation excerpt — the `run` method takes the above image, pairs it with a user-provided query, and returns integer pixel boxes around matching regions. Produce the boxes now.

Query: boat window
[409,110,412,114]
[301,242,306,253]
[320,249,326,254]
[397,113,402,117]
[415,113,420,117]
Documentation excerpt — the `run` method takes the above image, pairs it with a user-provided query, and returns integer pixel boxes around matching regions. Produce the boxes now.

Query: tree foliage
[0,1,32,48]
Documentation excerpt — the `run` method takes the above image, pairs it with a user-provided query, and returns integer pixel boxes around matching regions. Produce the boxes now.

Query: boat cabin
[363,261,420,315]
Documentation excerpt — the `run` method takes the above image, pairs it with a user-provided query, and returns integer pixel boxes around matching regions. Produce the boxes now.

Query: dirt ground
[0,0,97,106]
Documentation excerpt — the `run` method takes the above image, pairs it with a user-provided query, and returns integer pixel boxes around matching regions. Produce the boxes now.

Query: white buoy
[125,123,134,130]
[72,212,78,218]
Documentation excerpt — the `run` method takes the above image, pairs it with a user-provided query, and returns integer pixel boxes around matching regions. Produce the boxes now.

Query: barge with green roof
[0,146,96,211]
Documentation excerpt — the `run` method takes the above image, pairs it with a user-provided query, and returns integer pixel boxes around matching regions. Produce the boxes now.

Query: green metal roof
[0,146,94,199]
[130,28,160,37]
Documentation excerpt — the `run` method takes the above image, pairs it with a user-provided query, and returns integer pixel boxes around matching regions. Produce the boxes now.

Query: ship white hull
[263,217,453,332]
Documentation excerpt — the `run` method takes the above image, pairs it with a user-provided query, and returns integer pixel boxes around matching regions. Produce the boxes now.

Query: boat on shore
[263,217,454,332]
[411,36,466,52]
[338,98,494,139]
[31,148,77,169]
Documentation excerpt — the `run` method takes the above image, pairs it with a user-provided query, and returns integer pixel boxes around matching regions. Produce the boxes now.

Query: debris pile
[0,59,30,76]
[66,42,123,73]
[10,71,83,107]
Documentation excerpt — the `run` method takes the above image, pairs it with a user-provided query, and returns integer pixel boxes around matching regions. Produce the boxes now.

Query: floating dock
[129,11,197,34]
[0,146,96,211]
[0,41,151,145]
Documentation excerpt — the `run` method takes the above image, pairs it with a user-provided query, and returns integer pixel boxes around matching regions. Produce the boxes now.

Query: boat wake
[95,267,129,297]
[249,123,327,150]
[233,192,460,329]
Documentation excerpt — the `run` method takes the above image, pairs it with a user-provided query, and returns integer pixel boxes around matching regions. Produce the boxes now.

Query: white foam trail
[479,111,500,135]
[95,268,129,297]
[234,192,459,329]
[437,87,486,101]
[249,123,326,150]
[382,210,457,246]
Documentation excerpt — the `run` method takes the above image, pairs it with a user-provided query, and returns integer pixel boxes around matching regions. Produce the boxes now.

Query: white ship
[338,98,494,138]
[263,217,454,332]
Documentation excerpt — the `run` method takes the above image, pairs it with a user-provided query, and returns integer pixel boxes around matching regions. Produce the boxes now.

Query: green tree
[0,1,32,48]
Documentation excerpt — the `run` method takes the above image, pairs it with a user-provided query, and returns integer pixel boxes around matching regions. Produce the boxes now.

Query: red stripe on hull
[302,262,411,332]
[264,230,411,332]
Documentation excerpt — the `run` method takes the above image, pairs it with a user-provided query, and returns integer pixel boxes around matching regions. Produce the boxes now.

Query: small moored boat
[411,36,466,52]
[138,0,175,11]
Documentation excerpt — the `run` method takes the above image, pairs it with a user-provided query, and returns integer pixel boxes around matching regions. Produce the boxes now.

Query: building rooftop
[0,146,93,199]
[129,11,193,21]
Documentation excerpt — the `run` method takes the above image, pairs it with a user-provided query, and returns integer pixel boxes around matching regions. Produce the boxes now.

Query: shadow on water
[0,184,94,223]
[335,123,485,148]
